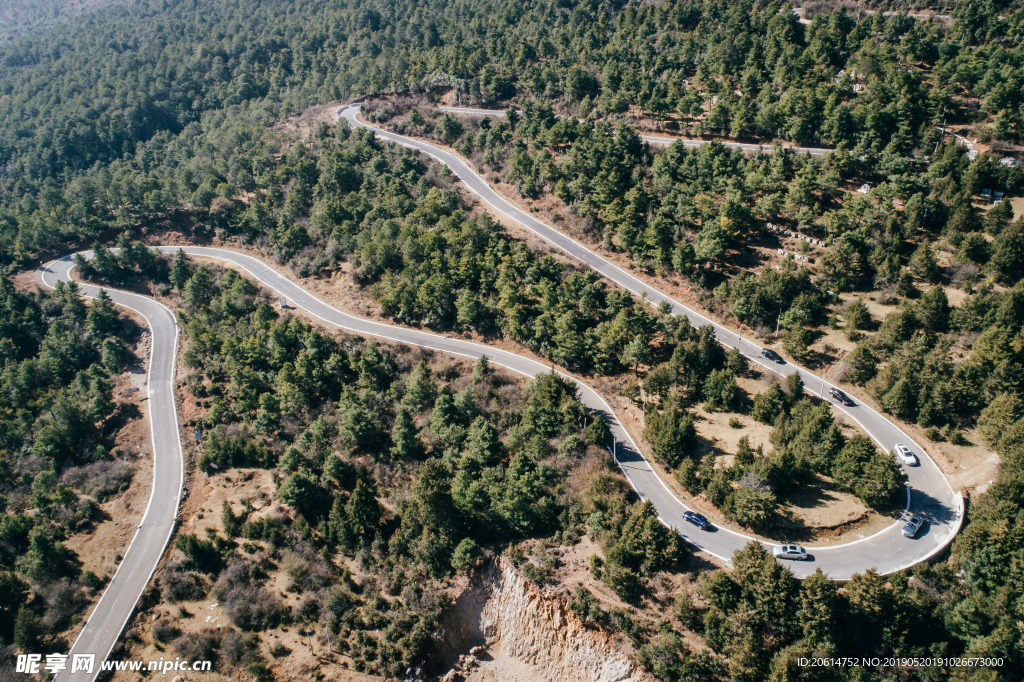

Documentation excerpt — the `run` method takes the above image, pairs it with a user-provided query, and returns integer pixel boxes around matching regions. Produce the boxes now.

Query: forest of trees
[0,279,137,656]
[371,92,1024,437]
[2,0,1024,267]
[1,0,1024,677]
[0,0,120,40]
[147,259,684,677]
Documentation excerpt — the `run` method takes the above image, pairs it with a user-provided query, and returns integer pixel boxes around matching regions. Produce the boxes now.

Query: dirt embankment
[438,557,652,682]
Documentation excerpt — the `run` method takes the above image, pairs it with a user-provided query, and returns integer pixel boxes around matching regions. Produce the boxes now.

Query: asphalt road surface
[39,258,183,682]
[437,106,833,155]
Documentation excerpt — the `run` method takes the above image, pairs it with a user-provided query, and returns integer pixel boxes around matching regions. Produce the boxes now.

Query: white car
[894,443,919,466]
[773,545,808,561]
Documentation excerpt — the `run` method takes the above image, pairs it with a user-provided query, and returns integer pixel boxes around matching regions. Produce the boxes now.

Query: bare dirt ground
[517,535,713,657]
[1010,196,1024,220]
[64,368,155,579]
[461,644,548,682]
[270,102,344,155]
[120,467,380,682]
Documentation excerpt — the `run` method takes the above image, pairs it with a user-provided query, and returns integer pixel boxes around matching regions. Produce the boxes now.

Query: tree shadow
[689,423,732,462]
[103,400,143,440]
[762,475,878,543]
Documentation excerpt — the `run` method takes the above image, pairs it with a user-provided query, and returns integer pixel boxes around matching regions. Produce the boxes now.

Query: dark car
[683,511,711,530]
[761,348,782,363]
[829,387,853,405]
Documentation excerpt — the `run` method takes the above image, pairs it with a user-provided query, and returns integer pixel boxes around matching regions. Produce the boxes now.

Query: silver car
[902,515,923,538]
[773,544,808,561]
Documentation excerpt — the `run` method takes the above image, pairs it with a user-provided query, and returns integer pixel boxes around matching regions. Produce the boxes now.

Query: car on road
[683,511,711,530]
[829,387,853,405]
[773,545,809,561]
[894,443,919,466]
[902,515,923,538]
[761,348,783,363]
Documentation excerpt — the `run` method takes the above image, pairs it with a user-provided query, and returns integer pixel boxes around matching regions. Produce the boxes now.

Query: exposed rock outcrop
[438,558,652,682]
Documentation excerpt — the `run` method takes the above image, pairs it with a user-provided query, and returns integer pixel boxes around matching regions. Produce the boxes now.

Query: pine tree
[471,355,491,384]
[344,479,381,541]
[403,361,437,414]
[909,242,941,283]
[703,369,741,412]
[752,384,788,424]
[86,289,120,337]
[391,407,424,459]
[917,286,950,333]
[619,335,651,376]
[181,267,214,310]
[13,606,42,651]
[254,393,280,434]
[797,569,839,645]
[735,436,756,468]
[169,249,192,291]
[644,395,697,468]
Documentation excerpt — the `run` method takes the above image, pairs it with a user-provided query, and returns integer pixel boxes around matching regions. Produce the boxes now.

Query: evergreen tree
[170,249,192,291]
[644,395,697,468]
[798,569,840,645]
[403,361,437,414]
[391,407,424,459]
[703,369,741,412]
[343,479,381,542]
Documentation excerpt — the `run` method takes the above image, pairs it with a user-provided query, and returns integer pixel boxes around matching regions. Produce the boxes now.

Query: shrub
[59,460,133,501]
[162,563,207,602]
[174,628,221,662]
[215,559,290,631]
[153,619,181,644]
[80,570,103,589]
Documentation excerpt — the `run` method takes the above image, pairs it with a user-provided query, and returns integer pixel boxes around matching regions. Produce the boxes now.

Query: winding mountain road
[34,103,963,678]
[39,260,183,682]
[340,103,963,577]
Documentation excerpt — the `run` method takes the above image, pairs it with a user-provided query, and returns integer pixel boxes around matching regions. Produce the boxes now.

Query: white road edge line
[41,260,185,682]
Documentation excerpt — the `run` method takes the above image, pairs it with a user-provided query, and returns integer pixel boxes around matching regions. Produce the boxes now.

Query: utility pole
[775,312,781,338]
